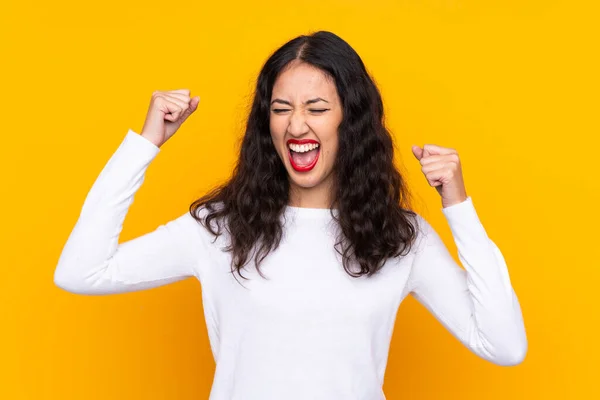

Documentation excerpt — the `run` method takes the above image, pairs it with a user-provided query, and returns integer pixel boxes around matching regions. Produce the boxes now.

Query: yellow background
[1,0,598,398]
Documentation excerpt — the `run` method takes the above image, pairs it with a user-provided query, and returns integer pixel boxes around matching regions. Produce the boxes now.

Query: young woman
[54,31,527,399]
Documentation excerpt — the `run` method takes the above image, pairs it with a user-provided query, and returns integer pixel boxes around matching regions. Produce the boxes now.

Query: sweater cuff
[122,128,161,158]
[441,196,489,240]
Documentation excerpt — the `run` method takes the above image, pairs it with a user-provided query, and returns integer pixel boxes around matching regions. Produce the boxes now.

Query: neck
[288,181,335,209]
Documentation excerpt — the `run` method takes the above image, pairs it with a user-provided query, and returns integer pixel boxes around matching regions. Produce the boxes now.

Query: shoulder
[406,211,437,257]
[187,201,229,240]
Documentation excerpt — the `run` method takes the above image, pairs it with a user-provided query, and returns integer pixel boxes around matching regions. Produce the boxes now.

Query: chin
[288,166,335,192]
[287,171,322,189]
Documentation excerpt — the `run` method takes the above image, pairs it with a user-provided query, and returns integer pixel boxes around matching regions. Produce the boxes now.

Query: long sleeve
[407,196,527,366]
[54,129,204,295]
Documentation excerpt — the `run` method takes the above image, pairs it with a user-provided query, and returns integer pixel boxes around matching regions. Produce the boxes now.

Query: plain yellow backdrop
[1,0,598,398]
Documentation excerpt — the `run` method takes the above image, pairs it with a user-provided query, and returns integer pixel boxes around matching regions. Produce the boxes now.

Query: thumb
[189,96,200,112]
[411,145,423,160]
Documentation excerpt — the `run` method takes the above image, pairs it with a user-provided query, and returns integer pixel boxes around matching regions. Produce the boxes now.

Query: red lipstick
[287,139,320,172]
[287,139,320,145]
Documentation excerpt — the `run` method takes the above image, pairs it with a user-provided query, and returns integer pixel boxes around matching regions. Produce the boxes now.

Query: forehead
[272,62,337,99]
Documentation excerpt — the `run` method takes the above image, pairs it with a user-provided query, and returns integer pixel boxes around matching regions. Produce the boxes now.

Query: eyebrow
[270,97,329,106]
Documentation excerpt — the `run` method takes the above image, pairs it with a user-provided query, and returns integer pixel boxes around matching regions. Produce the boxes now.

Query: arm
[54,129,204,295]
[408,197,527,366]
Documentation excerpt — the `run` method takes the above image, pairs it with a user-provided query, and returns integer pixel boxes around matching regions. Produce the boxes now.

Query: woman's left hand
[411,144,468,208]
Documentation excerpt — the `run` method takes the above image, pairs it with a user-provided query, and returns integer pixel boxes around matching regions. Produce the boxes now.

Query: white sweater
[54,129,527,400]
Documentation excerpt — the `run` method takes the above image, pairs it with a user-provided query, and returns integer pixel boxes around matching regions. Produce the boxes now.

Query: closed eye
[272,109,329,114]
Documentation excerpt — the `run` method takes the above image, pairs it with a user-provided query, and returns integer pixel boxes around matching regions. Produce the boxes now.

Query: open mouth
[287,139,320,172]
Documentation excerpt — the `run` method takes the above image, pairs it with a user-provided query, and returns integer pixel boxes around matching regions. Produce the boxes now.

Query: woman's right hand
[140,89,200,148]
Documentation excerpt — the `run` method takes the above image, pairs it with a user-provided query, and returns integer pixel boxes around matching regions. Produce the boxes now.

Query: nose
[287,109,310,137]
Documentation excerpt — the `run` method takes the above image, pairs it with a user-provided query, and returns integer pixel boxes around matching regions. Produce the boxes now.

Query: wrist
[139,133,162,148]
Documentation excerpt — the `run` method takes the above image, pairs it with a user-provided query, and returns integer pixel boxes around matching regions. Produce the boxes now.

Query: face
[269,61,343,207]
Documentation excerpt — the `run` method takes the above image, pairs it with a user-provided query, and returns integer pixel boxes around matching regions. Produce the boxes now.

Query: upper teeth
[288,143,319,152]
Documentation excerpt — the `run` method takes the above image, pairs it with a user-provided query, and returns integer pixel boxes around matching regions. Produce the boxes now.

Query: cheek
[328,142,339,160]
[317,124,340,160]
[269,120,286,148]
[322,147,336,169]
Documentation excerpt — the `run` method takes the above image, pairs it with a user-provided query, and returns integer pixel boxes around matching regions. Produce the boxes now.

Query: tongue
[292,148,319,166]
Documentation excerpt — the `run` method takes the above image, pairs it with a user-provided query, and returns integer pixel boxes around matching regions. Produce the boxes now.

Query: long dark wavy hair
[189,30,418,279]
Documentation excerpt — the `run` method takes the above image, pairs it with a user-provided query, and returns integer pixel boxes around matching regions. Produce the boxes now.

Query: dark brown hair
[189,31,418,279]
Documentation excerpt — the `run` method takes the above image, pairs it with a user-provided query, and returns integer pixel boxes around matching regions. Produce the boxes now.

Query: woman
[54,31,527,399]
